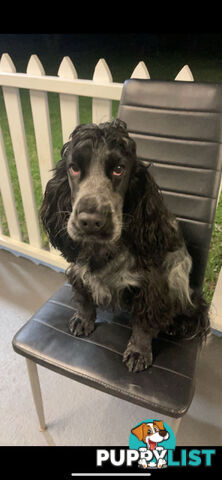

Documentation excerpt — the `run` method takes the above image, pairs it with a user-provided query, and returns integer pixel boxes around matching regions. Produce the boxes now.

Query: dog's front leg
[123,321,156,373]
[68,282,96,337]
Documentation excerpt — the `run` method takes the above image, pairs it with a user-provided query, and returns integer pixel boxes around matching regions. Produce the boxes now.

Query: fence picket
[92,59,113,124]
[175,65,194,81]
[26,55,60,255]
[0,127,21,241]
[0,53,41,248]
[27,55,54,193]
[58,57,79,143]
[131,61,150,79]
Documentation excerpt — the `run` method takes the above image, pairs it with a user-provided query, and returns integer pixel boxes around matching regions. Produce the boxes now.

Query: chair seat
[12,283,201,418]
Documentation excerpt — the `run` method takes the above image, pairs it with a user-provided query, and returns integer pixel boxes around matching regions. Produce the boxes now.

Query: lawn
[0,51,221,302]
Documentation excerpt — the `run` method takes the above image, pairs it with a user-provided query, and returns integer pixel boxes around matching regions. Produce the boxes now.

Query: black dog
[40,119,209,372]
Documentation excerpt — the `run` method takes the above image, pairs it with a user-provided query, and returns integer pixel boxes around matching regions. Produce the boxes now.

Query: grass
[0,79,221,303]
[203,194,222,303]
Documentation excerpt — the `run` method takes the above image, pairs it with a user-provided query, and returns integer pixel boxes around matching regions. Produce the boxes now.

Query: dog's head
[40,120,136,259]
[65,119,136,244]
[40,119,180,263]
[131,421,169,445]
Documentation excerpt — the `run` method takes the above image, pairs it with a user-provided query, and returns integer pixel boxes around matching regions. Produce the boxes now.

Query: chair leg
[26,358,47,431]
[167,417,182,436]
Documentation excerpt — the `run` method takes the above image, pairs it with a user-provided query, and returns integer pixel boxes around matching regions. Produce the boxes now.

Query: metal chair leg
[167,417,182,436]
[26,358,47,431]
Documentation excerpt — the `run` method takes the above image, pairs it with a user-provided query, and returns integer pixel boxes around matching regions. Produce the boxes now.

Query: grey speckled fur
[70,247,142,308]
[69,242,193,314]
[163,246,193,310]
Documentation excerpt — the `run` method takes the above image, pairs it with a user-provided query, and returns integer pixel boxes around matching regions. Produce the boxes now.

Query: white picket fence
[0,53,195,270]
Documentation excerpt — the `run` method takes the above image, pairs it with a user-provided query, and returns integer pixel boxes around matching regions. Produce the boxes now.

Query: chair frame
[25,358,182,439]
[14,78,222,444]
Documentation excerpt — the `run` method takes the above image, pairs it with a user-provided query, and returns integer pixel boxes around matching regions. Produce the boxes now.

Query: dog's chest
[73,248,141,308]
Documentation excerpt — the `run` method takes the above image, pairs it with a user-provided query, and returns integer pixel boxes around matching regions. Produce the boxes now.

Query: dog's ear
[40,142,80,262]
[123,161,181,266]
[153,420,164,431]
[131,423,147,441]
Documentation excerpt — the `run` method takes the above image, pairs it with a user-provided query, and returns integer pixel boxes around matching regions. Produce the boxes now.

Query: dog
[131,420,169,468]
[40,119,209,373]
[131,420,169,449]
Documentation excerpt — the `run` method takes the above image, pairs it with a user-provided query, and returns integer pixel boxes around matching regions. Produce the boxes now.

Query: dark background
[1,33,222,82]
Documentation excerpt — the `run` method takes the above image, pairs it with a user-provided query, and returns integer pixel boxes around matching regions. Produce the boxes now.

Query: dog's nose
[76,196,113,236]
[78,211,104,234]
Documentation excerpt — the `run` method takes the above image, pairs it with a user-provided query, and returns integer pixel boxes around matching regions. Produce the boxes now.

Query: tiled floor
[0,248,221,446]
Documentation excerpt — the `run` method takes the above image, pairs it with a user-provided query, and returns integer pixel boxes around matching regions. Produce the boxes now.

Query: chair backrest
[118,79,222,291]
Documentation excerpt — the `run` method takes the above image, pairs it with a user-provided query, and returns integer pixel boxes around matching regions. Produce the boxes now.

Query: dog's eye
[69,165,80,176]
[154,427,159,433]
[112,165,124,176]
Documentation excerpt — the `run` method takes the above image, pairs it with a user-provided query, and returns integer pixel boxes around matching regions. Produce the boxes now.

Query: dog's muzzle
[74,195,113,237]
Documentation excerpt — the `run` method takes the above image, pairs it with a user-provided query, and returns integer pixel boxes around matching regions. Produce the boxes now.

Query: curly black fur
[40,145,80,262]
[122,160,185,267]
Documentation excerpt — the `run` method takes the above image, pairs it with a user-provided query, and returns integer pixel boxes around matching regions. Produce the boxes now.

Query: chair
[12,79,222,440]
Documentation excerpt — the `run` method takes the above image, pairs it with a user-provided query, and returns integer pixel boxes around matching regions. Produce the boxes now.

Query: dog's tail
[166,291,210,341]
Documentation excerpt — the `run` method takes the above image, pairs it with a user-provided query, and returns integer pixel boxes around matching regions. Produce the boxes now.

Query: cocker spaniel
[40,119,209,372]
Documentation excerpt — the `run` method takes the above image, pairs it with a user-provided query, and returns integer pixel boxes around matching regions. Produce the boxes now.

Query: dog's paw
[68,314,95,337]
[123,345,153,373]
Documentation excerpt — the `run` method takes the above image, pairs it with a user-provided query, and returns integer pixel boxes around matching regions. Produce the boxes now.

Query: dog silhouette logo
[129,419,176,469]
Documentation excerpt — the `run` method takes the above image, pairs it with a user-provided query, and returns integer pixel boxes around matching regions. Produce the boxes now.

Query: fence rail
[0,52,195,270]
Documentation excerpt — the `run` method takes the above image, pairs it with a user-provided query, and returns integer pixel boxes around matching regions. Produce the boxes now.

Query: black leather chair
[12,80,222,440]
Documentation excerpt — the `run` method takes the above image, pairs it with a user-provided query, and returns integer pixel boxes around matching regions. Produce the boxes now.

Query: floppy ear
[153,420,164,431]
[131,423,147,441]
[39,143,80,262]
[123,161,181,267]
